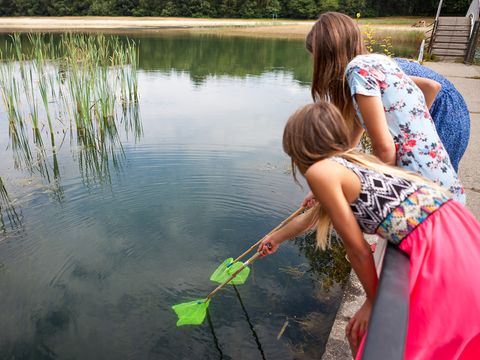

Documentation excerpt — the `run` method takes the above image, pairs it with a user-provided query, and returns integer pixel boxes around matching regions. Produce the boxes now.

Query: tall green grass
[0,177,21,232]
[0,33,141,186]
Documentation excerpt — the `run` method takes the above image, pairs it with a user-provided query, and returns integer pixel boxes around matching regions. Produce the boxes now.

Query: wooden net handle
[232,206,305,264]
[206,252,262,300]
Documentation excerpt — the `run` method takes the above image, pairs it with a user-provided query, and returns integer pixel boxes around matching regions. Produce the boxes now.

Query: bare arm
[355,94,396,166]
[306,161,378,301]
[350,120,365,148]
[258,208,315,254]
[307,161,378,349]
[409,76,441,109]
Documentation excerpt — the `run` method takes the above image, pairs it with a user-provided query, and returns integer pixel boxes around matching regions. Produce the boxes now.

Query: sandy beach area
[0,17,428,38]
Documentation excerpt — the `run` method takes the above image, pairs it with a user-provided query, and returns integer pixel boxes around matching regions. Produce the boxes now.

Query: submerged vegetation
[293,231,351,292]
[0,177,21,232]
[0,33,141,190]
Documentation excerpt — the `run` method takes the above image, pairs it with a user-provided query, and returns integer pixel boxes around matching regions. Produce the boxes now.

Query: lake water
[0,33,356,360]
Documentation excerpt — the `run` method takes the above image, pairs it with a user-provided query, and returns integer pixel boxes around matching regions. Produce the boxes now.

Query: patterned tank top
[330,157,450,244]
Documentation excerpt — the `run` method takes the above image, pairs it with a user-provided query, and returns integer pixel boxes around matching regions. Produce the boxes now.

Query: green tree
[190,0,214,17]
[90,0,115,16]
[219,0,239,17]
[264,0,281,17]
[338,0,367,17]
[282,0,318,19]
[160,1,177,16]
[240,0,259,18]
[318,0,340,13]
[111,0,138,15]
[0,0,471,18]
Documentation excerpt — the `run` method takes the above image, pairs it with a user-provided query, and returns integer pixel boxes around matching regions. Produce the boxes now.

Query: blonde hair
[305,12,366,131]
[283,102,450,249]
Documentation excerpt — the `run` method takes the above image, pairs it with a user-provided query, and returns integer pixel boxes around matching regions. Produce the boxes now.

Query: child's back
[346,53,464,202]
[394,57,470,172]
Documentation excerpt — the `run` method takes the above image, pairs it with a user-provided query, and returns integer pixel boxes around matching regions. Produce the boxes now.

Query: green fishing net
[172,299,210,326]
[210,258,250,285]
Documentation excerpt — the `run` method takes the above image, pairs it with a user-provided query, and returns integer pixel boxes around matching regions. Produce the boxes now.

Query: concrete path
[322,61,480,360]
[425,62,480,219]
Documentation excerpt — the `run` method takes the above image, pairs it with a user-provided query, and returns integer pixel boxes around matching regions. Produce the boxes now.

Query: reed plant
[0,33,141,186]
[0,177,21,231]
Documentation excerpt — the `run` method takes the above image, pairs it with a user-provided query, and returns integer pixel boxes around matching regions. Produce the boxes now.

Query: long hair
[283,102,450,249]
[305,12,366,130]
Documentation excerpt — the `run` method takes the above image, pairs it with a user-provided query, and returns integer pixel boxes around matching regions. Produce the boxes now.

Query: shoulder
[346,54,368,75]
[346,54,393,79]
[347,54,390,69]
[305,159,361,206]
[305,159,347,186]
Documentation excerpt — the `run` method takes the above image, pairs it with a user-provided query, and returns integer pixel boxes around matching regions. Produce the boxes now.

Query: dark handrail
[465,21,480,64]
[361,244,410,360]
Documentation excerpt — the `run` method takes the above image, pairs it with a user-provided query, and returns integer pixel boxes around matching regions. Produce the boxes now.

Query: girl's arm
[258,208,315,254]
[409,76,441,109]
[306,161,378,301]
[350,120,365,148]
[306,161,378,342]
[355,94,396,166]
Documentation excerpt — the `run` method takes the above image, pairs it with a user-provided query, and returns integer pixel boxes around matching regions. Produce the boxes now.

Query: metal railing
[465,20,480,63]
[465,0,480,63]
[360,244,410,360]
[466,0,480,25]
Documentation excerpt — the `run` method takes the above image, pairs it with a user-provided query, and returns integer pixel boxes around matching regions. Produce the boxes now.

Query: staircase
[426,0,480,63]
[430,17,471,60]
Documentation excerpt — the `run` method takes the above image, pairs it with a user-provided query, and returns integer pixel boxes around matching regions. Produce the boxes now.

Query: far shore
[0,16,430,39]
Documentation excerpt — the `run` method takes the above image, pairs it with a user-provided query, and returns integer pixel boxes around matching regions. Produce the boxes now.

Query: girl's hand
[301,191,317,209]
[346,299,373,355]
[258,236,279,257]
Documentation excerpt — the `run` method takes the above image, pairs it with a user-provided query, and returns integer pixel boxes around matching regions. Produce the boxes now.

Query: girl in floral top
[395,58,470,172]
[304,12,465,203]
[259,102,480,360]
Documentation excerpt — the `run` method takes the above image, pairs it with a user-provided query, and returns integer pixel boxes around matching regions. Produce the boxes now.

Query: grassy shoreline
[0,16,430,39]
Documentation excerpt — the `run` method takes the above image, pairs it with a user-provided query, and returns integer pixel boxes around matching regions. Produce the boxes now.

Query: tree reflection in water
[293,230,351,292]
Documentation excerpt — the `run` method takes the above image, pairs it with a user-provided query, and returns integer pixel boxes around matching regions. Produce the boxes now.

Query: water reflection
[232,285,266,360]
[294,232,351,291]
[135,34,313,85]
[0,33,349,359]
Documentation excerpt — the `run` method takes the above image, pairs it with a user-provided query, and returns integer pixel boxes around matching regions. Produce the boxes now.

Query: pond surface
[0,33,354,360]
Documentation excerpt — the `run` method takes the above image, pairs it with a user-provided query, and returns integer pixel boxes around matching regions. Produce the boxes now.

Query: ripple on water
[0,138,338,360]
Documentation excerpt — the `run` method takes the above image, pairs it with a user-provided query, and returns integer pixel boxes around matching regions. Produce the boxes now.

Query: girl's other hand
[345,300,373,356]
[258,236,279,257]
[301,191,317,209]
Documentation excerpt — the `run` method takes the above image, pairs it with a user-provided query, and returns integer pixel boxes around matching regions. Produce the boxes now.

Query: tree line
[0,0,471,18]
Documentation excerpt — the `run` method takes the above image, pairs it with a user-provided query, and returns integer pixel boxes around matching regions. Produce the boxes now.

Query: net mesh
[210,258,250,285]
[172,299,210,326]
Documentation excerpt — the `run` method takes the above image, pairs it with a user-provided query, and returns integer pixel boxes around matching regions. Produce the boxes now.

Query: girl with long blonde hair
[303,12,464,204]
[259,102,480,360]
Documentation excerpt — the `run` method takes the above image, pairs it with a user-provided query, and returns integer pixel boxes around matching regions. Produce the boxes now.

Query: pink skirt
[358,200,480,359]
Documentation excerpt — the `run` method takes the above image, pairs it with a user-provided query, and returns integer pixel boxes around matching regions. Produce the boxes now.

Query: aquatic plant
[0,33,142,187]
[0,177,21,232]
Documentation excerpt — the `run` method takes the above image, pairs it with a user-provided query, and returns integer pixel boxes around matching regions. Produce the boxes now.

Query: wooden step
[436,25,471,31]
[432,48,466,56]
[434,35,470,43]
[435,30,470,37]
[438,17,470,26]
[432,42,468,50]
[433,56,464,62]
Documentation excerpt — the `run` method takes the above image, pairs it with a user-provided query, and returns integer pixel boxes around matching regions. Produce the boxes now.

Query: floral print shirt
[346,54,465,203]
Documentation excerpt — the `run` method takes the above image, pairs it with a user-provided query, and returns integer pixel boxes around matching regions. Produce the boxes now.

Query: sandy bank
[0,17,428,38]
